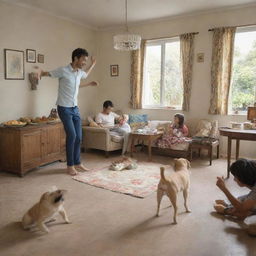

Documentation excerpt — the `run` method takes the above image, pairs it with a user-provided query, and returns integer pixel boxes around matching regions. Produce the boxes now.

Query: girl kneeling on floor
[215,158,256,220]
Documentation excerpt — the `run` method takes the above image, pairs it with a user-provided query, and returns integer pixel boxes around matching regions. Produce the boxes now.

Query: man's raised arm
[83,56,96,77]
[34,66,62,80]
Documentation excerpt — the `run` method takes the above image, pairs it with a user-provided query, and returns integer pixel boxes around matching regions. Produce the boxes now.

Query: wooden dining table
[219,127,256,178]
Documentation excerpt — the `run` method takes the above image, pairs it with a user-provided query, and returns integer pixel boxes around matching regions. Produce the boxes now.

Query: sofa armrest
[83,126,110,133]
[82,126,111,150]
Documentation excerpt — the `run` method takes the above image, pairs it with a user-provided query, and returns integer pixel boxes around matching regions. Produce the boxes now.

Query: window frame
[142,37,182,110]
[229,26,256,115]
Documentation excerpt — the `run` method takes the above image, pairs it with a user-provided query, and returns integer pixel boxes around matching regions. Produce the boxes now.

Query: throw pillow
[209,120,219,138]
[157,122,172,134]
[87,116,99,127]
[194,119,212,137]
[128,114,148,132]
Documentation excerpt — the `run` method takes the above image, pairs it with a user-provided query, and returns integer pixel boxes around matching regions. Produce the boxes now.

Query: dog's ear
[173,158,178,170]
[60,189,68,194]
[40,192,50,203]
[173,158,178,165]
[51,189,67,195]
[186,159,191,169]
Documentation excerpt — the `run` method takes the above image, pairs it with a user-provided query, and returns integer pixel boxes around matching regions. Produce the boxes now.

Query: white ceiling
[2,0,256,30]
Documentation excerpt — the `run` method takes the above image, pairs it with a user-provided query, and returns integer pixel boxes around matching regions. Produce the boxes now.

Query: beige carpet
[72,160,168,198]
[0,151,256,256]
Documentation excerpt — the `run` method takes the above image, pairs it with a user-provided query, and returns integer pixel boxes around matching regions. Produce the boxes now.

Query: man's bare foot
[75,164,91,172]
[215,200,228,207]
[67,166,78,176]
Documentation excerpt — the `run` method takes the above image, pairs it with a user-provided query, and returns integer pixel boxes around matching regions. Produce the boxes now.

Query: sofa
[82,115,219,160]
[148,119,219,161]
[82,126,123,156]
[82,113,148,156]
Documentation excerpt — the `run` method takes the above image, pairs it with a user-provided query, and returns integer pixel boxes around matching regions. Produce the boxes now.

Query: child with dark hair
[214,158,256,219]
[156,113,189,149]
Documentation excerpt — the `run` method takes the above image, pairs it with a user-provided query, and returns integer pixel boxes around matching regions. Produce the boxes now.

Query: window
[229,26,256,114]
[143,38,183,109]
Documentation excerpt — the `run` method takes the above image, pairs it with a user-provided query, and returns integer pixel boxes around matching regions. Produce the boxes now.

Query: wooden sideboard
[0,122,66,176]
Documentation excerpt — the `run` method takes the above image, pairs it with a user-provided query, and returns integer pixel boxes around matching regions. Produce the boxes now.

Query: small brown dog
[22,189,70,233]
[156,158,191,224]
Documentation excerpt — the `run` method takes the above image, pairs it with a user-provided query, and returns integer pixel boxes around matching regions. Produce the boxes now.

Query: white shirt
[95,112,119,127]
[49,64,87,107]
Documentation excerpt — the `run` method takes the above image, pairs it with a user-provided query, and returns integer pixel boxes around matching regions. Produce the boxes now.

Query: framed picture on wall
[197,53,204,63]
[110,65,119,77]
[26,49,36,63]
[4,49,24,80]
[38,54,44,63]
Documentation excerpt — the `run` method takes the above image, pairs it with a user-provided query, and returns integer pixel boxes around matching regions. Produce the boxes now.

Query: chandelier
[113,0,141,51]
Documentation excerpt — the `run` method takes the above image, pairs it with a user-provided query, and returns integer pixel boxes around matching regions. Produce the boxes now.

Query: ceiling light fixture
[113,0,141,51]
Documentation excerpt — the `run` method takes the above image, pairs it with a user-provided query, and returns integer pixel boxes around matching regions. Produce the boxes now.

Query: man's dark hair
[72,48,89,61]
[230,158,256,187]
[103,100,114,109]
[174,113,185,128]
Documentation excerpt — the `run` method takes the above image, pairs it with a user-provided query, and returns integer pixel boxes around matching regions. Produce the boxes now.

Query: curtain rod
[146,32,199,41]
[208,23,256,31]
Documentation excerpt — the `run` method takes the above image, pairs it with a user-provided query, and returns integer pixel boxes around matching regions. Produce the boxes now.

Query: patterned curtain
[209,27,236,115]
[180,33,195,111]
[130,40,146,109]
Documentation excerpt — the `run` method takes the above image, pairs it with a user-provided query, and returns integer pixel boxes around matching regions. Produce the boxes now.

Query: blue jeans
[57,106,82,166]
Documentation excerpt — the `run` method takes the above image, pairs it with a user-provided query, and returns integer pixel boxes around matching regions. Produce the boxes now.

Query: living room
[1,0,256,255]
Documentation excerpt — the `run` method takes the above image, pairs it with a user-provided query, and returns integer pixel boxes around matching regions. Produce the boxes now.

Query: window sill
[142,106,182,111]
[228,112,247,116]
[228,114,247,116]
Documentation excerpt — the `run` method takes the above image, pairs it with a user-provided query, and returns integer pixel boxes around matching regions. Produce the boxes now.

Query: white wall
[1,2,256,158]
[96,5,256,158]
[0,2,99,122]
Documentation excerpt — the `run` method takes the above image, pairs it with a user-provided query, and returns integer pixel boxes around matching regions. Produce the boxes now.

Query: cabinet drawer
[22,131,42,167]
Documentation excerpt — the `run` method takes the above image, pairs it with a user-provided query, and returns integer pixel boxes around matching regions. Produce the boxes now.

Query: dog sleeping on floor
[22,187,70,233]
[156,158,191,224]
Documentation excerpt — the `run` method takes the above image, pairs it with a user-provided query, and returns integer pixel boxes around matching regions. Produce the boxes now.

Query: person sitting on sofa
[95,100,131,155]
[156,113,189,149]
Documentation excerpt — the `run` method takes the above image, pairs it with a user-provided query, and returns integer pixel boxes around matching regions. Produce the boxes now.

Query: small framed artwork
[110,65,119,77]
[38,54,44,63]
[197,53,204,63]
[247,107,256,121]
[4,49,24,80]
[26,49,36,63]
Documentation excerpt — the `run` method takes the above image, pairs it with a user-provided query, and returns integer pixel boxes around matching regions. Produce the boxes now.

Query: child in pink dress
[157,113,189,149]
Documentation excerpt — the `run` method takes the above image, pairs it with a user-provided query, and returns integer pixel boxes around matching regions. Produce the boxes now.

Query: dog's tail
[160,167,166,181]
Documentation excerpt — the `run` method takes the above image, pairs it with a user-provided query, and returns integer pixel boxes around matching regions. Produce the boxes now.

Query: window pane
[231,30,256,112]
[164,41,182,108]
[144,45,161,106]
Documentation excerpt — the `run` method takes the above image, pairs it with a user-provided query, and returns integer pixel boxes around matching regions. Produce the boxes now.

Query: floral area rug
[73,162,171,198]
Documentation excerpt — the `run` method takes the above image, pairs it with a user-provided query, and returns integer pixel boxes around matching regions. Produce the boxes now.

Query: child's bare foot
[215,200,228,207]
[75,164,91,172]
[67,166,78,176]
